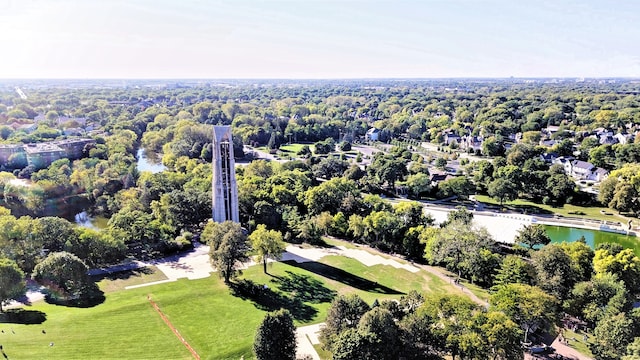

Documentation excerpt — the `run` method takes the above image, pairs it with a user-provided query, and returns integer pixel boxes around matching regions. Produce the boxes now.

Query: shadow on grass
[271,271,336,304]
[283,260,404,295]
[90,267,154,282]
[481,201,554,215]
[0,309,46,324]
[229,279,317,322]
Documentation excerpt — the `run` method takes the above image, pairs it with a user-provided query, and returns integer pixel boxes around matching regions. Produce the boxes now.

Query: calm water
[74,211,109,229]
[545,225,640,255]
[136,148,166,173]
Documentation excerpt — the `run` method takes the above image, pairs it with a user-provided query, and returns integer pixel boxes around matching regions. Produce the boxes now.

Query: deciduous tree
[490,283,558,343]
[514,224,551,249]
[248,224,285,274]
[33,252,100,303]
[205,221,250,283]
[0,258,25,312]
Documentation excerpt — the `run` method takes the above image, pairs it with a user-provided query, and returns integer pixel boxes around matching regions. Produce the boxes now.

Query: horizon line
[2,76,640,81]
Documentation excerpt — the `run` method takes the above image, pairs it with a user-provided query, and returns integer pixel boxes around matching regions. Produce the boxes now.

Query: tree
[249,224,285,274]
[33,216,77,253]
[481,136,504,157]
[623,337,640,360]
[610,182,639,214]
[355,307,400,360]
[320,294,370,350]
[424,220,498,285]
[531,244,576,301]
[592,312,635,360]
[546,173,575,206]
[437,176,475,200]
[367,153,408,190]
[593,248,640,294]
[487,178,519,205]
[490,283,558,343]
[205,221,250,283]
[514,224,550,249]
[480,311,524,360]
[297,145,312,158]
[418,293,481,360]
[304,178,361,215]
[492,255,535,289]
[441,206,474,227]
[312,156,348,179]
[434,157,448,170]
[0,258,26,312]
[559,240,594,283]
[330,328,377,360]
[602,164,640,215]
[33,252,100,303]
[362,211,402,251]
[253,309,296,360]
[565,273,630,325]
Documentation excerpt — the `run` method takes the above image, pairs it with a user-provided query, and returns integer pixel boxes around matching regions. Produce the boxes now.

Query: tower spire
[212,126,239,223]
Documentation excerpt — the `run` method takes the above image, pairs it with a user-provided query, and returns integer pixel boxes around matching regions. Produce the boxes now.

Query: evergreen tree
[253,309,297,360]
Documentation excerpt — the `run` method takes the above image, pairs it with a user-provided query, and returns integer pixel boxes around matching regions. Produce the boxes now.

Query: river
[136,148,166,173]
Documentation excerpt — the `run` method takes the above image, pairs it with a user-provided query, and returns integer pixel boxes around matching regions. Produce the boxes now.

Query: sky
[0,0,639,79]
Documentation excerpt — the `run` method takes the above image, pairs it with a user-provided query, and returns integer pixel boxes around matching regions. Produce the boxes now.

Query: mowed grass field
[0,250,457,360]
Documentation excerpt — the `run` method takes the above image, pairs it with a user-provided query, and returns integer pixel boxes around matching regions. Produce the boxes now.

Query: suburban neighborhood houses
[1,77,640,360]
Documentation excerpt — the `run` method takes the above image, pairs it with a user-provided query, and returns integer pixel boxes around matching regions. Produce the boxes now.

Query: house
[540,152,558,163]
[553,157,609,181]
[461,135,483,151]
[614,133,632,145]
[430,170,456,186]
[10,122,37,133]
[570,160,596,179]
[365,128,380,141]
[593,168,609,182]
[57,116,87,127]
[552,156,576,174]
[599,133,617,145]
[543,125,561,136]
[444,133,461,146]
[541,139,558,147]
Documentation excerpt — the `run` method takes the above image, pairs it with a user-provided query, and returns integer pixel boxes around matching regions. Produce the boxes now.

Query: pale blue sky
[0,0,639,78]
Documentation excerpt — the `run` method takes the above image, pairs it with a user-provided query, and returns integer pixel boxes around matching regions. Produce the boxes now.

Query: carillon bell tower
[212,126,239,223]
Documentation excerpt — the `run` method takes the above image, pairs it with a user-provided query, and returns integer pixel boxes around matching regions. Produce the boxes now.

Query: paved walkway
[296,323,323,360]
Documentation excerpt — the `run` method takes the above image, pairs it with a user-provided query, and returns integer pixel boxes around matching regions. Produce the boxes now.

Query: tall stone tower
[212,126,239,223]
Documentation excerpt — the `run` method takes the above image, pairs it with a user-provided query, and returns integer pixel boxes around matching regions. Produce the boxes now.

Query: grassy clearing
[0,284,193,360]
[561,328,594,358]
[475,195,632,224]
[95,266,168,293]
[459,281,491,304]
[279,143,307,154]
[1,250,458,360]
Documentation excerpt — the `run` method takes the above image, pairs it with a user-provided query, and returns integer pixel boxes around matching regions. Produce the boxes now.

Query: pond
[136,148,166,174]
[545,225,640,255]
[74,211,109,230]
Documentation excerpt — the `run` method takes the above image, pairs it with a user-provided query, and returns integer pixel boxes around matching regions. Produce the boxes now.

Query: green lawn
[562,328,594,358]
[279,143,307,154]
[95,265,168,293]
[475,195,634,225]
[0,251,458,360]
